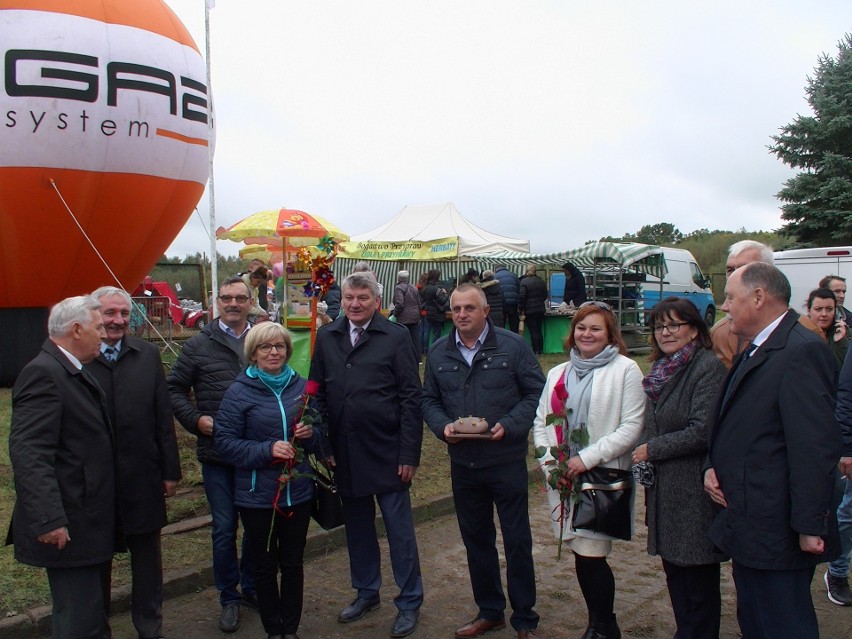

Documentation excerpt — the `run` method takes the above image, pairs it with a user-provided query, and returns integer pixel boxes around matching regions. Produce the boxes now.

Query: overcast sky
[165,0,852,259]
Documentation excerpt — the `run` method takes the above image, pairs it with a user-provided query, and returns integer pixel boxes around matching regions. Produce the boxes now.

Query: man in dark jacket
[167,276,256,633]
[704,263,841,639]
[831,332,852,606]
[561,261,587,307]
[519,264,548,355]
[494,265,520,333]
[88,287,181,639]
[9,295,115,638]
[479,270,504,328]
[422,284,546,639]
[309,271,424,639]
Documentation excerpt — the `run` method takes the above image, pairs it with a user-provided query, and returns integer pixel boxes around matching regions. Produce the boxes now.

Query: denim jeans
[202,463,255,605]
[419,319,429,355]
[829,476,852,579]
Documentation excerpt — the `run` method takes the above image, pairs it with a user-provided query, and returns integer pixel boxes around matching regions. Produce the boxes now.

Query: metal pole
[205,0,218,313]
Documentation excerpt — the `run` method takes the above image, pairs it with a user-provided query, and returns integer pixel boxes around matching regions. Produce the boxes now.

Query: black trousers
[732,562,818,639]
[504,306,520,333]
[240,503,311,636]
[47,561,111,639]
[402,321,421,360]
[662,559,721,639]
[452,459,538,631]
[125,531,165,639]
[524,314,544,353]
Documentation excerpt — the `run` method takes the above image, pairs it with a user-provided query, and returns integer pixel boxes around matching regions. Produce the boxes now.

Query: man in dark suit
[704,262,841,639]
[309,271,424,639]
[8,295,116,638]
[88,286,181,639]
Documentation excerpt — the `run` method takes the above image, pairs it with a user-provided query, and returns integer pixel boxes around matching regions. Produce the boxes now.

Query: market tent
[475,241,668,278]
[337,202,529,301]
[341,202,530,259]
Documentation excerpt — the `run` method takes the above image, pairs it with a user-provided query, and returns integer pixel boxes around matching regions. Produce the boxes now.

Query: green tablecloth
[435,315,572,355]
[289,328,311,377]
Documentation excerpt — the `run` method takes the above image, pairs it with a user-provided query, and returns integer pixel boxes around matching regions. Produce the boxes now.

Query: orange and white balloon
[0,0,210,308]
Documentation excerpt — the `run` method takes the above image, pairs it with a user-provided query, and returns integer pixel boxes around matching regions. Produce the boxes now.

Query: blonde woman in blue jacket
[216,322,321,639]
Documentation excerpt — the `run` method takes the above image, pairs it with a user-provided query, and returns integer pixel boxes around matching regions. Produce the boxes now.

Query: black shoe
[218,603,241,633]
[391,610,420,638]
[337,597,381,623]
[580,614,620,639]
[241,591,259,611]
[825,571,852,606]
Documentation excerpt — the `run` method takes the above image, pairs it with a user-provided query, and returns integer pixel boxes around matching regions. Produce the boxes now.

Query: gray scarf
[564,344,620,453]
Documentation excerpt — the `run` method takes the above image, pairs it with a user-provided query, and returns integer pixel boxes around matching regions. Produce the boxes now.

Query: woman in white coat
[533,301,645,639]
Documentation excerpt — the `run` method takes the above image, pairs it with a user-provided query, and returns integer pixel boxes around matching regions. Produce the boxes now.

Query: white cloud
[164,0,852,259]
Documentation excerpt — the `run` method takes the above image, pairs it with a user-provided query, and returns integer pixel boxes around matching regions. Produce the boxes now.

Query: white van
[644,248,716,325]
[773,246,852,313]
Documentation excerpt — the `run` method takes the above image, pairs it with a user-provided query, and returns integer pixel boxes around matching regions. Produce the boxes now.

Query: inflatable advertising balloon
[0,0,211,384]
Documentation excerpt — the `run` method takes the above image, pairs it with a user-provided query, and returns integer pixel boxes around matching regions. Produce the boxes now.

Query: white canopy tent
[345,202,530,256]
[338,202,529,300]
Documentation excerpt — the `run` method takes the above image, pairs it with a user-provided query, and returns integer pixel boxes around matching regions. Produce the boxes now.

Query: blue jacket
[215,369,321,509]
[835,346,852,458]
[422,318,545,468]
[494,267,520,307]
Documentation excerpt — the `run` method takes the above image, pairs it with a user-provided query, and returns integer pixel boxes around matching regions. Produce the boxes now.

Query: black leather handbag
[311,461,344,530]
[571,466,634,541]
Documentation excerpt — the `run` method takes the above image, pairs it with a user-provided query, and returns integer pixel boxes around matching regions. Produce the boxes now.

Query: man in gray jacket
[391,269,422,357]
[422,284,546,639]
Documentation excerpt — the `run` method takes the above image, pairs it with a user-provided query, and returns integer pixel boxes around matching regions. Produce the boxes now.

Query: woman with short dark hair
[632,297,727,639]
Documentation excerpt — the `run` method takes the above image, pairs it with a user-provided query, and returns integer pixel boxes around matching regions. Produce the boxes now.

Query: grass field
[0,352,650,616]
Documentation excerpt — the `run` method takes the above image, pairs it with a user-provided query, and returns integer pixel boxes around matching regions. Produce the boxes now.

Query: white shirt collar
[56,344,83,370]
[749,310,788,354]
[219,319,251,338]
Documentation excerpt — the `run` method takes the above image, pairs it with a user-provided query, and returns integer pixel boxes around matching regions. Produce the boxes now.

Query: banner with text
[338,237,459,260]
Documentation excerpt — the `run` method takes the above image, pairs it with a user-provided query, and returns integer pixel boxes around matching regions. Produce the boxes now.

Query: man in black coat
[704,263,841,639]
[494,265,521,333]
[309,271,424,639]
[167,276,257,633]
[88,287,181,639]
[8,295,116,638]
[518,265,548,355]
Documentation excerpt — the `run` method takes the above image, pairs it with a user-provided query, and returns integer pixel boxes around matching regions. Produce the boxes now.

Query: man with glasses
[167,276,257,633]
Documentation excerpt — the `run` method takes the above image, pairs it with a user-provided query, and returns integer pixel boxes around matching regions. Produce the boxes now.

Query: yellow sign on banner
[338,237,459,260]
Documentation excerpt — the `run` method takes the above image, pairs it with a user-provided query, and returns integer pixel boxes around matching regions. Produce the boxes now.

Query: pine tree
[770,33,852,245]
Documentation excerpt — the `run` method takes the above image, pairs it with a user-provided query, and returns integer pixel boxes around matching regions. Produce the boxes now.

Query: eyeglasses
[256,343,287,354]
[653,322,687,334]
[218,295,250,303]
[580,300,613,312]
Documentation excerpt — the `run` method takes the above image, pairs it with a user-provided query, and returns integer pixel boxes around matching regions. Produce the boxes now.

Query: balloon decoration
[0,0,211,308]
